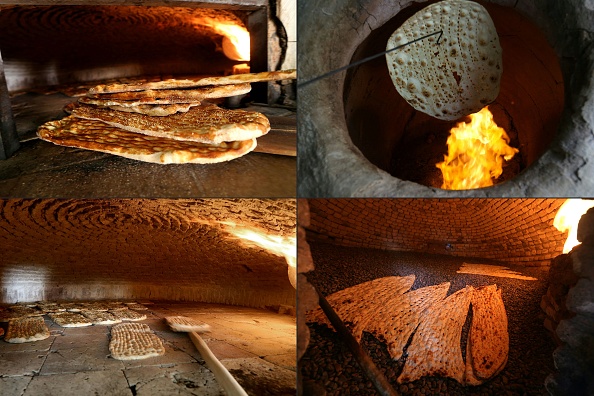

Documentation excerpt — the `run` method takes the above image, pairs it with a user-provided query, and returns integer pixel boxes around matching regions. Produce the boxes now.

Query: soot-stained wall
[0,199,296,307]
[306,199,567,266]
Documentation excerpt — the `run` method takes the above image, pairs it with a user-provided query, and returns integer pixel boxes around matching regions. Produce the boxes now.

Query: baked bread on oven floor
[109,322,165,360]
[4,316,50,343]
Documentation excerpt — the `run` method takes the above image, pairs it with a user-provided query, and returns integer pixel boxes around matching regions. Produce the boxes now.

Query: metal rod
[311,280,399,396]
[298,30,443,89]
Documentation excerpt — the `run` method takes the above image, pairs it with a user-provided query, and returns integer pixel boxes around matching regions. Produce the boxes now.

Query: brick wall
[0,199,296,307]
[306,199,567,266]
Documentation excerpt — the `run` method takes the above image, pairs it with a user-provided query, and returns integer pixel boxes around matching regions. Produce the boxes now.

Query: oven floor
[301,242,555,396]
[0,302,296,396]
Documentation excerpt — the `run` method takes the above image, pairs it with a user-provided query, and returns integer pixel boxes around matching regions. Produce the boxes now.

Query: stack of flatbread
[37,70,296,164]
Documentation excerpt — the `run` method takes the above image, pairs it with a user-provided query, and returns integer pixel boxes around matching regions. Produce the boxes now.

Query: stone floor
[0,302,296,396]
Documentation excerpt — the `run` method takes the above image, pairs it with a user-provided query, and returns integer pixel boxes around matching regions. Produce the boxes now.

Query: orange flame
[554,199,594,253]
[193,17,250,62]
[436,107,519,190]
[224,223,296,288]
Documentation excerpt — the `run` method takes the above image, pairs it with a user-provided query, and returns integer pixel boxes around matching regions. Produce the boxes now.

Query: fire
[193,17,250,62]
[224,224,297,288]
[554,199,594,253]
[436,107,519,190]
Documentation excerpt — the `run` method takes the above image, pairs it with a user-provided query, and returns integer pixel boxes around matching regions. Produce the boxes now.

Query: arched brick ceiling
[0,199,296,306]
[306,199,567,266]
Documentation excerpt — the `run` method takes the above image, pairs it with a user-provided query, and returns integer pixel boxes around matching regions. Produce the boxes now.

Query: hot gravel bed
[300,242,555,396]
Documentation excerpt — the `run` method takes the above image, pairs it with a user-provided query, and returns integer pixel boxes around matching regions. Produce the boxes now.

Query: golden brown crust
[68,103,269,144]
[5,316,50,343]
[88,70,296,94]
[37,116,257,164]
[465,285,508,384]
[110,323,165,360]
[86,83,251,101]
[397,286,474,384]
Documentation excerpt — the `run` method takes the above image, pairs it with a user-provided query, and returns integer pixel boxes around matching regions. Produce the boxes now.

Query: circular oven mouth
[298,0,594,197]
[344,2,563,190]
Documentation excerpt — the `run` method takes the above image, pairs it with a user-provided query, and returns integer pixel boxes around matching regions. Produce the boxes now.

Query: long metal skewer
[297,30,443,89]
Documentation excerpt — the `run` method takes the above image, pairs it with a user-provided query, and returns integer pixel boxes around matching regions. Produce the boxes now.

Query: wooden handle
[188,331,249,396]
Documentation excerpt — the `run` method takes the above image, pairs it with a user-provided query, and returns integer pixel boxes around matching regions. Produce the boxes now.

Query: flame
[193,17,250,62]
[554,199,594,253]
[224,224,296,288]
[436,107,519,190]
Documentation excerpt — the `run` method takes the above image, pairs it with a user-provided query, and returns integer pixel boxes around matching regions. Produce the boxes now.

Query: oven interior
[0,1,297,198]
[0,198,297,395]
[298,198,582,395]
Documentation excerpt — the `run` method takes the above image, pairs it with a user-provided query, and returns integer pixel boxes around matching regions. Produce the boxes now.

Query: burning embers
[436,107,519,190]
[554,199,594,253]
[224,223,297,288]
[192,16,251,63]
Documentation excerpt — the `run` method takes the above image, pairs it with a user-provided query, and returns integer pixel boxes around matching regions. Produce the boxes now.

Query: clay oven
[298,0,594,197]
[297,199,594,395]
[0,198,297,394]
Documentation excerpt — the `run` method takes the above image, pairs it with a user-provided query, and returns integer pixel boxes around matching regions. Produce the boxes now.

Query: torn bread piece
[37,117,257,165]
[367,282,450,360]
[89,70,296,94]
[110,322,165,360]
[398,286,474,384]
[465,285,509,385]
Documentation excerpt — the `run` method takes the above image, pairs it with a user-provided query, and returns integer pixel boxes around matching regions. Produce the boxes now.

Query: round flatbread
[386,0,502,120]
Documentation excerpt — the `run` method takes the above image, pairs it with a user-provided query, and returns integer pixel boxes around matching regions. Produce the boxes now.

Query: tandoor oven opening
[0,198,297,395]
[344,2,563,190]
[298,199,594,395]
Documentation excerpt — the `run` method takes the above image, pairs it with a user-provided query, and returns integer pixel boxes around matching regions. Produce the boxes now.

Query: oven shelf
[0,92,296,198]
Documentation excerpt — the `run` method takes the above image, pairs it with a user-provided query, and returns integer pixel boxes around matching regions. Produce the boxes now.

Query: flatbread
[37,117,257,165]
[69,101,201,116]
[368,282,450,360]
[109,309,147,321]
[306,275,415,336]
[4,316,50,343]
[80,310,122,325]
[49,312,93,327]
[89,70,297,94]
[346,276,417,342]
[86,83,251,102]
[35,302,66,313]
[67,103,270,144]
[0,306,42,322]
[165,316,211,333]
[386,0,501,120]
[124,303,148,311]
[110,322,165,360]
[398,286,474,384]
[465,285,508,385]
